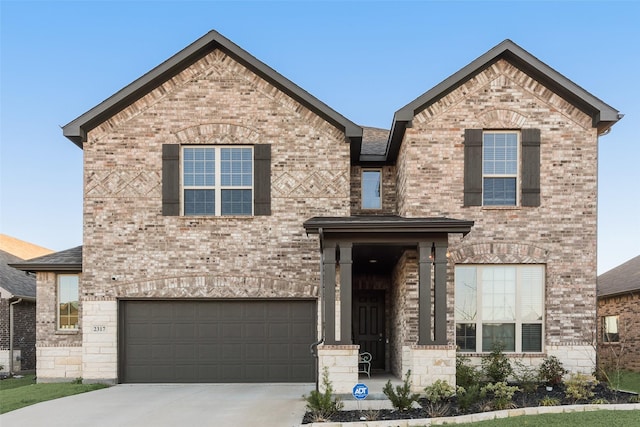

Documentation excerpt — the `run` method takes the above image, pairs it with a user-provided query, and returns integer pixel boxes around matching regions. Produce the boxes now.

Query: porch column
[338,242,352,345]
[323,242,337,344]
[418,241,433,345]
[433,241,448,345]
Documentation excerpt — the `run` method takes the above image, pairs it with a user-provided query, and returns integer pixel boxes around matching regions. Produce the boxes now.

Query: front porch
[304,216,473,393]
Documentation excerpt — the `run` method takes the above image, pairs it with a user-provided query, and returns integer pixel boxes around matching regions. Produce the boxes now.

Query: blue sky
[1,1,638,274]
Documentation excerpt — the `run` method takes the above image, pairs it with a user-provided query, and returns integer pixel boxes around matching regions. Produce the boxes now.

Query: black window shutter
[521,129,541,207]
[254,144,271,216]
[464,129,483,206]
[162,144,180,216]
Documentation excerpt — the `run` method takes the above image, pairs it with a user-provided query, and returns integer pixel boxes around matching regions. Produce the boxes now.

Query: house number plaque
[93,325,107,333]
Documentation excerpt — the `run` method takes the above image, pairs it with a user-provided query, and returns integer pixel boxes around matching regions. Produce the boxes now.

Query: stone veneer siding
[597,293,640,372]
[395,59,598,370]
[35,272,82,381]
[57,49,352,381]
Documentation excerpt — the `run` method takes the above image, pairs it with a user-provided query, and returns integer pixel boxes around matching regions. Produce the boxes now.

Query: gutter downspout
[309,227,325,392]
[9,298,23,375]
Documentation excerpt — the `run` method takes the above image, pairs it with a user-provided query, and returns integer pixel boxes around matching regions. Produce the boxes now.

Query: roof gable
[62,30,362,155]
[382,39,621,163]
[597,255,640,297]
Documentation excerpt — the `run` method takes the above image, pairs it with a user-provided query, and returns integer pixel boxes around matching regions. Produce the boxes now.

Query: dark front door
[353,291,385,370]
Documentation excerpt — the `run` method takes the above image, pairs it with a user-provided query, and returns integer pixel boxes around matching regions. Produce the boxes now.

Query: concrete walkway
[1,383,314,427]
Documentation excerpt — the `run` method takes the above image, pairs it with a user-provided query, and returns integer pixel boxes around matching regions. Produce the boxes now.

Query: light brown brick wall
[36,272,82,348]
[74,49,350,329]
[597,293,640,372]
[396,59,598,348]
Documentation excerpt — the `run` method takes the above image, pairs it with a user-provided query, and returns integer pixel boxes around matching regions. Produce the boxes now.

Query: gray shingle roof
[360,127,389,156]
[9,246,82,272]
[597,255,640,298]
[0,250,36,298]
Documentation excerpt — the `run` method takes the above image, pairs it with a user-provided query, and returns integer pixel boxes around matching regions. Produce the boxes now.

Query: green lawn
[606,370,640,394]
[448,410,640,427]
[0,375,108,414]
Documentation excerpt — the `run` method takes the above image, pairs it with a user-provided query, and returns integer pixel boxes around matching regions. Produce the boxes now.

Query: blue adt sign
[352,383,369,400]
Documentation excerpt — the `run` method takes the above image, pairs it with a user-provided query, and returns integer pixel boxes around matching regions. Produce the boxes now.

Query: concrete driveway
[0,383,314,427]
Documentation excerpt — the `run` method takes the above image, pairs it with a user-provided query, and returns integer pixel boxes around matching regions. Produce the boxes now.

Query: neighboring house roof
[9,246,83,273]
[0,250,36,299]
[0,234,53,259]
[597,255,640,298]
[62,30,363,158]
[384,39,622,163]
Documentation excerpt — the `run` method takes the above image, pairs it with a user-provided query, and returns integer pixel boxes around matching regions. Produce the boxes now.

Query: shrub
[539,395,561,406]
[456,354,481,389]
[383,370,420,411]
[564,372,595,403]
[538,355,567,386]
[482,381,520,410]
[481,341,512,383]
[456,384,486,413]
[424,379,455,403]
[303,367,343,420]
[591,398,609,404]
[512,360,540,394]
[424,401,452,418]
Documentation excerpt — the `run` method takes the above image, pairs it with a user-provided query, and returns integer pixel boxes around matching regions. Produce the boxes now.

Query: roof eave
[9,263,82,273]
[62,30,362,147]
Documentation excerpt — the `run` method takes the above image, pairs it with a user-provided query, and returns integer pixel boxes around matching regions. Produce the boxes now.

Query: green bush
[539,395,561,406]
[303,367,343,420]
[512,360,540,394]
[456,384,486,413]
[481,341,512,383]
[482,381,520,410]
[424,379,455,403]
[539,355,567,386]
[383,370,420,411]
[456,354,481,389]
[564,372,595,403]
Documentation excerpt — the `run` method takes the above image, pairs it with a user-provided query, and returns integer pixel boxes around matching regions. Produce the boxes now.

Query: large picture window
[58,275,79,330]
[455,265,544,353]
[182,146,253,216]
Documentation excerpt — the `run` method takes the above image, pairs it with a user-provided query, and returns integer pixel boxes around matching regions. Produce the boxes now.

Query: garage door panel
[121,300,315,383]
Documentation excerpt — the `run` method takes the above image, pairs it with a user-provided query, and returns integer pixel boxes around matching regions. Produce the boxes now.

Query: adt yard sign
[352,383,368,400]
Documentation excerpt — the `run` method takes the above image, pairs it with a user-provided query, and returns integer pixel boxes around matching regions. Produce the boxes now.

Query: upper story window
[183,146,253,216]
[58,274,79,330]
[464,129,540,207]
[455,264,544,353]
[163,144,271,217]
[362,169,382,209]
[482,132,518,206]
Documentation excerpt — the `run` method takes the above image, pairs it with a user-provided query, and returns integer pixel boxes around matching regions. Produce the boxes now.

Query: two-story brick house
[14,31,620,391]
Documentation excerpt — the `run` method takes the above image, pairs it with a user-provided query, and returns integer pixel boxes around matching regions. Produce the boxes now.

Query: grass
[605,369,640,394]
[0,375,108,414]
[446,410,640,427]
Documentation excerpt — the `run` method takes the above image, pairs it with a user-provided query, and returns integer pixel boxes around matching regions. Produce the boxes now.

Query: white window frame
[455,264,545,353]
[361,169,382,210]
[181,145,254,216]
[603,315,620,343]
[482,131,520,206]
[57,274,79,330]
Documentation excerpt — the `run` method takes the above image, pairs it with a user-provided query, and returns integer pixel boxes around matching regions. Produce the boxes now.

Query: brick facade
[0,298,36,372]
[597,293,640,372]
[33,34,617,386]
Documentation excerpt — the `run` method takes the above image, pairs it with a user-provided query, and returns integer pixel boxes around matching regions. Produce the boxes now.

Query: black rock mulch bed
[302,384,638,424]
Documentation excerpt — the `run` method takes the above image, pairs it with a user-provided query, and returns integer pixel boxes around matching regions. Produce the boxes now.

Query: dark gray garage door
[119,300,316,383]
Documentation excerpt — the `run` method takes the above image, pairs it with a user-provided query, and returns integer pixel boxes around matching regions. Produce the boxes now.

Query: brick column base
[402,345,457,391]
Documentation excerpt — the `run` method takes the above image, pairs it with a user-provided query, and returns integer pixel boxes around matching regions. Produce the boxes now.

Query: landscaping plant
[481,341,512,383]
[512,360,540,394]
[383,369,420,411]
[456,354,481,389]
[481,381,520,410]
[456,384,486,413]
[564,372,596,403]
[303,367,343,421]
[538,355,567,387]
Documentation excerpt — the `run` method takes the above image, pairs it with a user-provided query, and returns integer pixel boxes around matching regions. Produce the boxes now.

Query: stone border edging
[301,403,640,426]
